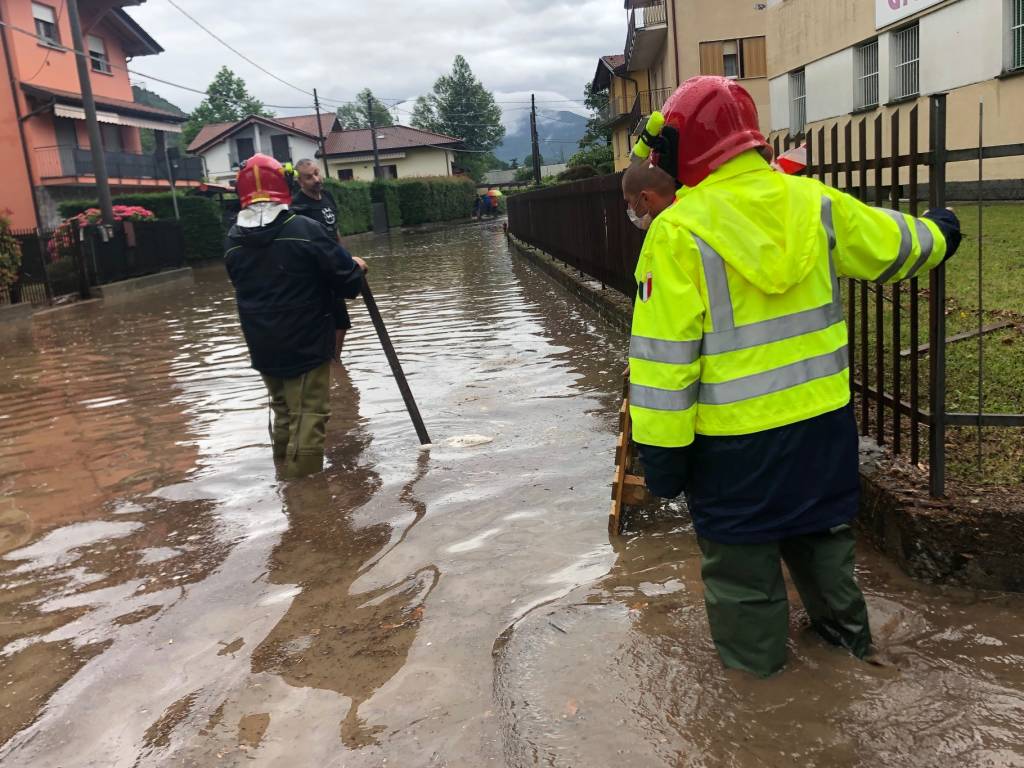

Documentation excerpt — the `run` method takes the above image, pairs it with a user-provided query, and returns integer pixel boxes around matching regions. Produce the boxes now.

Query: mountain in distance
[494,109,588,165]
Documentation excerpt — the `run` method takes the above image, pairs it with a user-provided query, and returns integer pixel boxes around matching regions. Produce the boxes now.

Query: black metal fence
[508,94,1024,496]
[1,220,186,307]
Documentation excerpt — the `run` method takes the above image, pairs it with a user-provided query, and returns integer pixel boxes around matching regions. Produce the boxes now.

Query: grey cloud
[126,0,626,117]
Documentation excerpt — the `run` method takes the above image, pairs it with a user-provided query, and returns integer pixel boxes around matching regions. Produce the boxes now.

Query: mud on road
[1,222,1022,767]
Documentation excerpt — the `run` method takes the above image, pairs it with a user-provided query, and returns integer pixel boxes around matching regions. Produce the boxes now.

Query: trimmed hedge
[382,176,476,227]
[322,180,372,235]
[58,193,222,262]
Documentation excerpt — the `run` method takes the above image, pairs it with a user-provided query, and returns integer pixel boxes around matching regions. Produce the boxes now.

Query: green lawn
[849,203,1023,485]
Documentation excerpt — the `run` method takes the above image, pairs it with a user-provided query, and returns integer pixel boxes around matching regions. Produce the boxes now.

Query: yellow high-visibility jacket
[629,150,950,448]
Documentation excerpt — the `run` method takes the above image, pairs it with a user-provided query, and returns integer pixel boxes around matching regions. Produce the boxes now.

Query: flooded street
[1,221,1023,767]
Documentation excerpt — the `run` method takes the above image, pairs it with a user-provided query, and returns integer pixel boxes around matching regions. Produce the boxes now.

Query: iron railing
[624,0,667,67]
[510,95,1024,496]
[629,87,675,136]
[33,146,204,182]
[598,94,634,125]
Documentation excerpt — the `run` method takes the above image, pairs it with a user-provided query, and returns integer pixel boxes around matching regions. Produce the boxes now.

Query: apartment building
[593,0,771,171]
[0,0,197,230]
[766,0,1024,192]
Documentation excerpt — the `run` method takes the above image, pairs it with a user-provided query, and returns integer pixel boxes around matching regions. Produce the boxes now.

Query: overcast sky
[126,0,626,130]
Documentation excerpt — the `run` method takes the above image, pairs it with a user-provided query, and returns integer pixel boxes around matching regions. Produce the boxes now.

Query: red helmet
[236,154,292,208]
[657,76,768,188]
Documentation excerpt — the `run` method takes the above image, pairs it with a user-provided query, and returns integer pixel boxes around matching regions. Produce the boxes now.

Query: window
[32,3,60,46]
[698,37,766,79]
[855,39,880,110]
[337,168,354,181]
[87,35,110,74]
[1012,0,1024,71]
[100,123,122,151]
[375,164,398,180]
[270,134,291,163]
[723,41,739,78]
[790,69,806,136]
[891,23,920,100]
[235,137,255,163]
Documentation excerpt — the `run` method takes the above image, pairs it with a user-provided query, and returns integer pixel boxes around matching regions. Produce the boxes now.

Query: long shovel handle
[360,279,431,445]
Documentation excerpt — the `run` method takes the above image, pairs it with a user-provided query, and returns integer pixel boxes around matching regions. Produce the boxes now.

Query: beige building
[766,0,1024,192]
[593,0,771,171]
[322,126,461,182]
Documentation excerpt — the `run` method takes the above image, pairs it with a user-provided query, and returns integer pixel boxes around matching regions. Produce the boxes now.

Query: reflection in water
[250,364,436,748]
[0,221,1021,767]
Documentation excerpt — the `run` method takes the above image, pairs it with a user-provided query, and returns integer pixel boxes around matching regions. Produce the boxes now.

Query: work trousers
[697,525,872,678]
[261,361,332,478]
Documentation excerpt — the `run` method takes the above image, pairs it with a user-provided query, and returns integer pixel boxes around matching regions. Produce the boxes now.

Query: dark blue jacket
[224,212,363,379]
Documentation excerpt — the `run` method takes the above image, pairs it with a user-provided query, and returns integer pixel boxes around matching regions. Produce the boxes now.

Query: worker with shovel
[626,76,961,677]
[224,154,368,478]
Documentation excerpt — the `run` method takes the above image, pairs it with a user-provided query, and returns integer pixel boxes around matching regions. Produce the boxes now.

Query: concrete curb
[507,233,1021,592]
[92,268,194,305]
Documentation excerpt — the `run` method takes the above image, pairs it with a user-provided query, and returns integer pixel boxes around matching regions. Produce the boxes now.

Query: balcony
[629,88,675,136]
[34,146,205,185]
[624,1,668,72]
[598,93,634,125]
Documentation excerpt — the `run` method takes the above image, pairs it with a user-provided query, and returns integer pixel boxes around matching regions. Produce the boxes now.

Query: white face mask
[627,207,652,231]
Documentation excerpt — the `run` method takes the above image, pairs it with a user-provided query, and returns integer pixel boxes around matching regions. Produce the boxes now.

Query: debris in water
[444,434,494,448]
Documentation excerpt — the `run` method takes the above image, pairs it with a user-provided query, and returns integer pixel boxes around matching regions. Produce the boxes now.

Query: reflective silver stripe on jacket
[694,234,735,333]
[631,381,699,411]
[699,346,850,406]
[874,208,914,283]
[903,219,936,280]
[629,336,701,365]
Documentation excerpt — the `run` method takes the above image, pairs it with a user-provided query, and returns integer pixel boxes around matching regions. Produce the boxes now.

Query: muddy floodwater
[1,221,1023,767]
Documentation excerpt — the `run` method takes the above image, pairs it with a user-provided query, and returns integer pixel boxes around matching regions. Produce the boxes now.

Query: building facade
[594,0,771,171]
[322,126,461,182]
[186,114,334,187]
[0,0,196,230]
[766,0,1024,190]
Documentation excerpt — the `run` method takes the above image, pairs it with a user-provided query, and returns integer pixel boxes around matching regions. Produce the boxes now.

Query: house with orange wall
[0,0,200,231]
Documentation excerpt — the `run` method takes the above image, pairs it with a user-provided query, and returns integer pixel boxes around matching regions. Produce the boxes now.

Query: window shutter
[742,37,767,79]
[699,41,725,76]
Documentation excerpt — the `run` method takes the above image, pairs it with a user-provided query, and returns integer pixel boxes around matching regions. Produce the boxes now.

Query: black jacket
[224,212,363,378]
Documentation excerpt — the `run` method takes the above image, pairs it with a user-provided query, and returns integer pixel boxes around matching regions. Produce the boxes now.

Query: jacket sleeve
[311,227,364,300]
[824,186,961,283]
[628,221,705,450]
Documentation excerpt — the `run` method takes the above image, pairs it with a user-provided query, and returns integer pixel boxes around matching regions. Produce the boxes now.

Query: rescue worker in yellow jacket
[627,76,962,677]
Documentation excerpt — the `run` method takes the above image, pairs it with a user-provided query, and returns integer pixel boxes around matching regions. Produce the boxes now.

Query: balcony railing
[597,94,633,125]
[629,88,675,136]
[34,146,204,183]
[625,0,668,69]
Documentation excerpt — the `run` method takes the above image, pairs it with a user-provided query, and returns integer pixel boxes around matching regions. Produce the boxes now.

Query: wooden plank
[899,320,1014,357]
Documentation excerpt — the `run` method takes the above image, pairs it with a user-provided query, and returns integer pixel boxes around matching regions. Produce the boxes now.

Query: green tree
[410,55,505,180]
[336,88,395,130]
[182,66,272,145]
[568,81,614,175]
[132,85,185,153]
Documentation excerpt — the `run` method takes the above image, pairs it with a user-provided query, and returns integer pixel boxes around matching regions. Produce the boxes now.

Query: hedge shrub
[0,211,22,293]
[322,179,372,235]
[383,176,476,226]
[58,193,222,262]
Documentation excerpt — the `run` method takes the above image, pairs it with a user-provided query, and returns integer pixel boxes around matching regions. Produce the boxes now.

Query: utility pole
[530,93,542,186]
[67,0,114,228]
[368,93,383,179]
[313,88,327,164]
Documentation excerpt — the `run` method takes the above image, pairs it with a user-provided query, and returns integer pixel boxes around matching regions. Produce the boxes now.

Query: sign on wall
[876,0,947,28]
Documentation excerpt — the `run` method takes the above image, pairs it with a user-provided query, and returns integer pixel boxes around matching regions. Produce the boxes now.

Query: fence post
[928,94,948,497]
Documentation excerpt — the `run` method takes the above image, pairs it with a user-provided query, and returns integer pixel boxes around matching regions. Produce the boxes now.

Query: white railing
[1013,0,1024,71]
[789,70,806,136]
[892,24,920,100]
[855,40,879,109]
